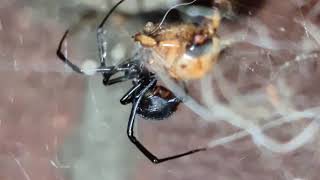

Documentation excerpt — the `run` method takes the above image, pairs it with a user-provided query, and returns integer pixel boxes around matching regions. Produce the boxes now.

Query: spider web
[154,2,319,153]
[1,0,320,180]
[152,0,320,153]
[135,1,320,179]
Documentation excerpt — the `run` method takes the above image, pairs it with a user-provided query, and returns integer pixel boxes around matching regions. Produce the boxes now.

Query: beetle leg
[212,6,221,31]
[211,7,221,58]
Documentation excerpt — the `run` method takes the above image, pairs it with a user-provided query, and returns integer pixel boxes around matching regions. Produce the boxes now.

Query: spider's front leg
[56,30,114,75]
[56,0,126,77]
[57,30,85,74]
[56,27,139,86]
[97,0,125,66]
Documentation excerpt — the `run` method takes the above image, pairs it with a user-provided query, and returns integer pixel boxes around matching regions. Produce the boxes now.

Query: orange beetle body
[134,9,221,80]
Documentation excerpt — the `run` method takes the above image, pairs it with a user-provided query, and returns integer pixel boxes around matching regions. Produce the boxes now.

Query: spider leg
[97,0,125,65]
[104,76,131,86]
[102,66,134,86]
[127,79,207,164]
[57,30,84,74]
[57,1,127,75]
[120,82,142,105]
[103,59,142,85]
[57,30,115,75]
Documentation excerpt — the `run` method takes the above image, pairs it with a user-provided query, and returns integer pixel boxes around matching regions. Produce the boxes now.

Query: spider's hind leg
[126,78,207,164]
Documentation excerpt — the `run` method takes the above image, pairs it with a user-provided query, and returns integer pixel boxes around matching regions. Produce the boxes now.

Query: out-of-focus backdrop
[1,0,320,180]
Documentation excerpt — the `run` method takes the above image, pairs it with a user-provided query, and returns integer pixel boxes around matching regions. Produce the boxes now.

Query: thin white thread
[151,0,198,34]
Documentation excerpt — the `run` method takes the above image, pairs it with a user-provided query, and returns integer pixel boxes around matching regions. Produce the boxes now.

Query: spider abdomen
[137,86,180,120]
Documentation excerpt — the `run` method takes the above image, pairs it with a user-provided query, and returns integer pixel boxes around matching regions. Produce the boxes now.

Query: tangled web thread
[149,1,320,153]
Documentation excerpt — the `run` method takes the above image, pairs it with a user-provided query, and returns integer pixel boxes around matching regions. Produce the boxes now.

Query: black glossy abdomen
[137,86,181,120]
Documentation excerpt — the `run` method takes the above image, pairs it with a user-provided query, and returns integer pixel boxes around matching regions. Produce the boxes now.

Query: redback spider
[56,0,222,163]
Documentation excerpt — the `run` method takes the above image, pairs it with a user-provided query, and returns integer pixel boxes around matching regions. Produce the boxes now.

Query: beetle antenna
[150,0,197,34]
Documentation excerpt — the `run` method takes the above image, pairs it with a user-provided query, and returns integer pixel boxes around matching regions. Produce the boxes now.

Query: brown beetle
[134,7,221,80]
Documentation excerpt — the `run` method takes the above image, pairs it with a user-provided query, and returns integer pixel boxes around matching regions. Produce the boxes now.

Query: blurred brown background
[0,0,320,180]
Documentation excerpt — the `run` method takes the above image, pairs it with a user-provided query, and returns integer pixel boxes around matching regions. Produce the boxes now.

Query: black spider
[56,0,206,164]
